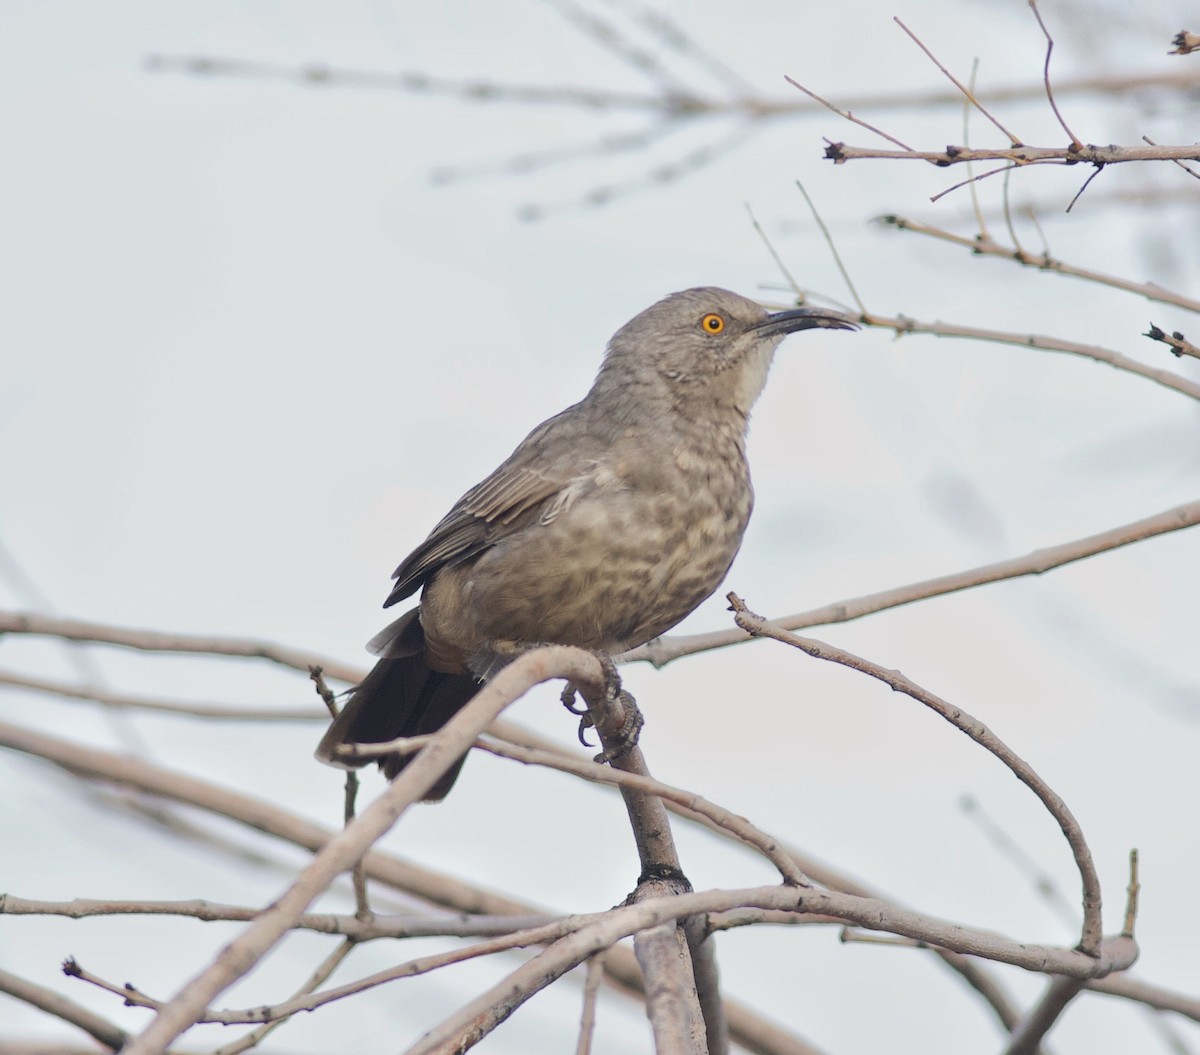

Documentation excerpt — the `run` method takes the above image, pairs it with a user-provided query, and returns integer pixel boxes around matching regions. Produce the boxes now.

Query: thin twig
[575,955,605,1055]
[795,180,867,315]
[784,76,913,150]
[929,161,1038,203]
[1,895,557,939]
[1064,164,1105,213]
[960,795,1079,929]
[472,737,808,885]
[601,0,758,96]
[145,53,1200,118]
[0,967,128,1051]
[0,668,324,721]
[746,203,804,301]
[0,612,361,682]
[964,57,990,240]
[1123,849,1140,938]
[1142,134,1200,181]
[1146,324,1200,360]
[862,311,1200,402]
[878,216,1200,313]
[1028,0,1082,149]
[893,17,1022,145]
[825,142,1200,166]
[210,939,357,1055]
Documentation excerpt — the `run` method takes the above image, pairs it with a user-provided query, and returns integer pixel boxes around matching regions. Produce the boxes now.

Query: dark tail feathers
[315,608,481,801]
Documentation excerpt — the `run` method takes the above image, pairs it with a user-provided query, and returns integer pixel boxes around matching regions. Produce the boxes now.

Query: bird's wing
[385,413,590,607]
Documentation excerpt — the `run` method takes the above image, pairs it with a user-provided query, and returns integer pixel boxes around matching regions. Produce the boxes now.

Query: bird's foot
[593,688,643,765]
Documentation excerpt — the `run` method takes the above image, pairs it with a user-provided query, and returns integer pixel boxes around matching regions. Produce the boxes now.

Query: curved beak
[753,306,860,338]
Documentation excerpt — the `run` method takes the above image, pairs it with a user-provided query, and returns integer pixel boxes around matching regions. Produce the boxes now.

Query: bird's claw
[562,683,596,746]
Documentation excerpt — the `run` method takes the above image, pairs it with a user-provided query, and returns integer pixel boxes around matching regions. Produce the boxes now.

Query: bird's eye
[701,313,725,334]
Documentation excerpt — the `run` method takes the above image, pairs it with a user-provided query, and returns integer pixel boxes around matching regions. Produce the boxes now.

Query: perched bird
[317,287,857,798]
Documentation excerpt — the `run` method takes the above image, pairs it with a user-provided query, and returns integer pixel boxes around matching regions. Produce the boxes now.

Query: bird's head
[596,287,858,418]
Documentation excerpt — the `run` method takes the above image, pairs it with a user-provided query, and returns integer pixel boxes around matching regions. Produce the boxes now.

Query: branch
[825,142,1200,166]
[473,737,807,885]
[1002,977,1084,1055]
[118,646,608,1055]
[0,668,324,721]
[65,915,605,1026]
[0,967,128,1051]
[879,215,1200,314]
[410,883,1138,1055]
[0,612,362,683]
[0,895,558,940]
[1146,323,1200,360]
[147,53,1200,116]
[728,596,1104,955]
[860,310,1200,401]
[0,714,810,1055]
[626,499,1200,666]
[573,663,729,1053]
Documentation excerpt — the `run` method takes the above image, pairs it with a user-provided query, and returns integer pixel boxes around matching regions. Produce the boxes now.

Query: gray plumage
[317,287,857,798]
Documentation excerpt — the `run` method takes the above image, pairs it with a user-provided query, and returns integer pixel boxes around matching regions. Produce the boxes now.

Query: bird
[316,287,857,799]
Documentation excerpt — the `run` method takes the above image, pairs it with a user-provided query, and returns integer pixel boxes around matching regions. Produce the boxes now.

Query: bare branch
[879,215,1200,313]
[727,595,1104,955]
[1087,975,1200,1022]
[1123,849,1141,938]
[118,646,610,1055]
[473,737,807,884]
[0,667,324,721]
[0,967,128,1051]
[575,955,605,1055]
[0,715,852,1055]
[1140,134,1200,182]
[626,500,1200,666]
[1003,976,1085,1055]
[1028,0,1082,149]
[1146,324,1200,360]
[794,180,867,315]
[0,894,557,939]
[409,881,1138,1055]
[0,716,531,916]
[0,612,362,683]
[893,17,1021,145]
[784,76,913,150]
[825,142,1200,166]
[146,54,1200,118]
[210,939,356,1055]
[859,311,1200,401]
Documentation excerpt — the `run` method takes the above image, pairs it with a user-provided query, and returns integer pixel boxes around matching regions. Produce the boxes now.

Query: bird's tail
[314,608,482,801]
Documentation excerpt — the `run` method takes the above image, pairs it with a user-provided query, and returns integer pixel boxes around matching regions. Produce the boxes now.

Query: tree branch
[627,499,1200,666]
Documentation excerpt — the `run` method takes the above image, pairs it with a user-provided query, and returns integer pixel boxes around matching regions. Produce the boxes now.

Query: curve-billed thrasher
[317,287,857,797]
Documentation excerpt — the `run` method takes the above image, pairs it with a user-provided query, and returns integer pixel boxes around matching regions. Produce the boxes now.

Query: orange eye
[701,313,725,334]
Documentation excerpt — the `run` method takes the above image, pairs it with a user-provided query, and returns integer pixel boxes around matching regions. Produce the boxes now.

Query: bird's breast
[422,420,754,662]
